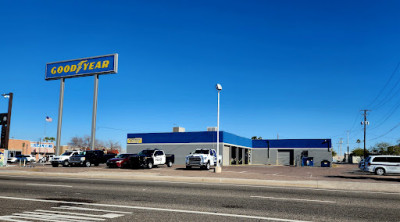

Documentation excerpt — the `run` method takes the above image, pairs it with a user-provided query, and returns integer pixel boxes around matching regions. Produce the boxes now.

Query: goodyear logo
[127,138,142,144]
[46,54,117,80]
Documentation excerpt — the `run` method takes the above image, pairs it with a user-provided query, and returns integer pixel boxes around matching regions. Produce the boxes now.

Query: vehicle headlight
[81,157,85,161]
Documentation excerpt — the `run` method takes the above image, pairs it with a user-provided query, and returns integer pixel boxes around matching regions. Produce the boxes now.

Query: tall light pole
[215,84,222,173]
[1,92,13,150]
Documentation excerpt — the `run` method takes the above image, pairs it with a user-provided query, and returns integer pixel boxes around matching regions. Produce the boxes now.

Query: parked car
[69,150,116,167]
[363,155,400,175]
[185,148,222,170]
[129,149,174,169]
[51,150,82,167]
[358,158,365,170]
[106,153,136,168]
[8,155,28,163]
[25,155,36,162]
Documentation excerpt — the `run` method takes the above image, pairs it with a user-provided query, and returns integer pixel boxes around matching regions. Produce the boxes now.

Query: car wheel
[52,163,59,167]
[167,161,172,167]
[85,161,91,167]
[375,168,385,176]
[147,162,153,169]
[62,160,69,167]
[205,162,210,170]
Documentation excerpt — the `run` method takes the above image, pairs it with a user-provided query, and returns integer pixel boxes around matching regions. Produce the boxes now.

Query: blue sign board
[45,54,118,80]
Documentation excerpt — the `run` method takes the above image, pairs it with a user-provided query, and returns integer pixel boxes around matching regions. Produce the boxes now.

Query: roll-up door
[278,150,290,166]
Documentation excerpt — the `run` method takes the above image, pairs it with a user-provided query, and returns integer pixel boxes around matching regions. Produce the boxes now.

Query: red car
[106,153,135,168]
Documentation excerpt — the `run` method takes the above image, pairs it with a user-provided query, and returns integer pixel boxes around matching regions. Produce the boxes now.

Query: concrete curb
[0,170,398,193]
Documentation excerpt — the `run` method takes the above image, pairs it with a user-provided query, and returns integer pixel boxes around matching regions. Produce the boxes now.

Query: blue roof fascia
[127,131,252,147]
[252,139,332,149]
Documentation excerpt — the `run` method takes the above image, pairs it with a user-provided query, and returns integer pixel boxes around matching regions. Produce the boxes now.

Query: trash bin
[321,160,331,167]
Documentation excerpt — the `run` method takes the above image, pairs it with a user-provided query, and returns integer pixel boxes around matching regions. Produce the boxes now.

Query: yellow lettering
[51,67,56,74]
[70,65,77,72]
[95,61,101,69]
[89,62,94,70]
[102,60,109,68]
[83,62,89,70]
[63,65,70,73]
[57,66,63,73]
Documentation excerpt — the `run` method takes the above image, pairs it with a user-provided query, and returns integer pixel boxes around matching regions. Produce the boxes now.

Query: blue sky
[1,0,400,154]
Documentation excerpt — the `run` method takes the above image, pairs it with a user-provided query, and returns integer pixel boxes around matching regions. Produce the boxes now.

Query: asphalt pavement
[0,174,399,221]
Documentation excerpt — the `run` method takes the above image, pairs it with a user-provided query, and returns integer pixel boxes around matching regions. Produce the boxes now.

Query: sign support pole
[55,78,65,155]
[90,74,99,150]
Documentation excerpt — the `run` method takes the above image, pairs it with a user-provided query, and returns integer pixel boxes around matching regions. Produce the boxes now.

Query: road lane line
[0,216,29,222]
[251,196,336,204]
[12,214,77,222]
[0,195,311,222]
[26,183,73,188]
[4,174,400,196]
[53,205,133,214]
[35,210,124,218]
[20,211,105,221]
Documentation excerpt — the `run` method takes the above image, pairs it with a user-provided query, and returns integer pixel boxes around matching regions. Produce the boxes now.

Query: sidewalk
[0,164,399,193]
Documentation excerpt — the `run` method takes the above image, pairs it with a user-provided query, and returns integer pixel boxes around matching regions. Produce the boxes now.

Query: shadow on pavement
[326,175,400,182]
[175,167,207,171]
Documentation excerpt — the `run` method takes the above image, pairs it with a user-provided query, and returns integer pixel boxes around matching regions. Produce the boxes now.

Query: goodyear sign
[45,54,118,80]
[127,138,142,144]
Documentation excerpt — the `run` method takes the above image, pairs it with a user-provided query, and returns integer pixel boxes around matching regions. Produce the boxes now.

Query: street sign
[45,54,118,80]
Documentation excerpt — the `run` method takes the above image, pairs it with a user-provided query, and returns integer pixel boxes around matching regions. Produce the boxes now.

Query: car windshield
[116,154,130,158]
[61,151,73,156]
[194,150,209,154]
[139,150,155,157]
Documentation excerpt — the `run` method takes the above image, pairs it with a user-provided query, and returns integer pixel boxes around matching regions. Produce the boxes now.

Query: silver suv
[363,155,400,175]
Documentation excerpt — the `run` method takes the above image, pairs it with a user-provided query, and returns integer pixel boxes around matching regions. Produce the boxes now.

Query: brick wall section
[8,139,31,155]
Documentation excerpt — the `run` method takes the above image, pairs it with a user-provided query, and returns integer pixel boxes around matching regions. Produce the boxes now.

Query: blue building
[126,127,332,166]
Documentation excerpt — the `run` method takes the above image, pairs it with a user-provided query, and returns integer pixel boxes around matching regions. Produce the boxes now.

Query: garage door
[278,151,290,166]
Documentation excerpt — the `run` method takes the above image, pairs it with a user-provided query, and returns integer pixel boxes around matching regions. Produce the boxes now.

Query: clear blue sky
[1,0,400,154]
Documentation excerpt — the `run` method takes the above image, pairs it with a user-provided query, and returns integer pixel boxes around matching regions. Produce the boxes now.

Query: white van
[363,155,400,175]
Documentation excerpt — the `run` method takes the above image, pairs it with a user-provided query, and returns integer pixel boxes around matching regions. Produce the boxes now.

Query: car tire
[147,161,153,169]
[62,160,69,167]
[375,168,385,176]
[52,163,59,167]
[85,161,91,167]
[167,161,172,167]
[205,162,210,170]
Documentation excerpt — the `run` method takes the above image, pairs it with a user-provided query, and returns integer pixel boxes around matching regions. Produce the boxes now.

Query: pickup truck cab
[186,148,222,170]
[51,150,82,167]
[69,150,116,167]
[129,149,174,169]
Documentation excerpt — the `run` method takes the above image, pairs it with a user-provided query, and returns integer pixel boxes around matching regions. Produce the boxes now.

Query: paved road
[0,175,399,222]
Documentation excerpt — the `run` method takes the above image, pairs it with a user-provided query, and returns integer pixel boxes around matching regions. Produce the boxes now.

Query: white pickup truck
[185,148,222,170]
[51,150,82,167]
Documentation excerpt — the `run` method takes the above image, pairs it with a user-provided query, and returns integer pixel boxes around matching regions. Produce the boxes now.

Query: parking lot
[2,162,400,184]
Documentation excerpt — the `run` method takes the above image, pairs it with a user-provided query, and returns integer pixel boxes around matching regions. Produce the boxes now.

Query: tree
[332,150,337,157]
[351,148,368,156]
[370,142,391,155]
[251,136,263,140]
[68,136,119,151]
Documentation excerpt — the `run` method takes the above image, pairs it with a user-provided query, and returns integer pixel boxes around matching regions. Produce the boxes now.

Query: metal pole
[56,78,65,156]
[90,74,99,150]
[4,92,13,149]
[216,90,220,167]
[347,130,350,163]
[363,110,367,159]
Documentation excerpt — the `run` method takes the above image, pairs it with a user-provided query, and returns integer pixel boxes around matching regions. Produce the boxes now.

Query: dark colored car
[69,150,116,167]
[106,153,136,168]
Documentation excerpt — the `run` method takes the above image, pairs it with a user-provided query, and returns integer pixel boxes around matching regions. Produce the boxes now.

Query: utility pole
[347,130,350,163]
[361,110,370,159]
[339,138,343,162]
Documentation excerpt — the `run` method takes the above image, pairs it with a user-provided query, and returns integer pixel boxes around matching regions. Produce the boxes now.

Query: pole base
[214,166,222,173]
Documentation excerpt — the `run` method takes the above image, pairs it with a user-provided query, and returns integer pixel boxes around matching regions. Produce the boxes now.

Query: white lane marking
[4,174,399,196]
[26,183,73,188]
[11,214,76,222]
[35,210,124,218]
[18,212,105,221]
[0,195,311,222]
[0,216,29,222]
[251,195,336,204]
[53,205,133,214]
